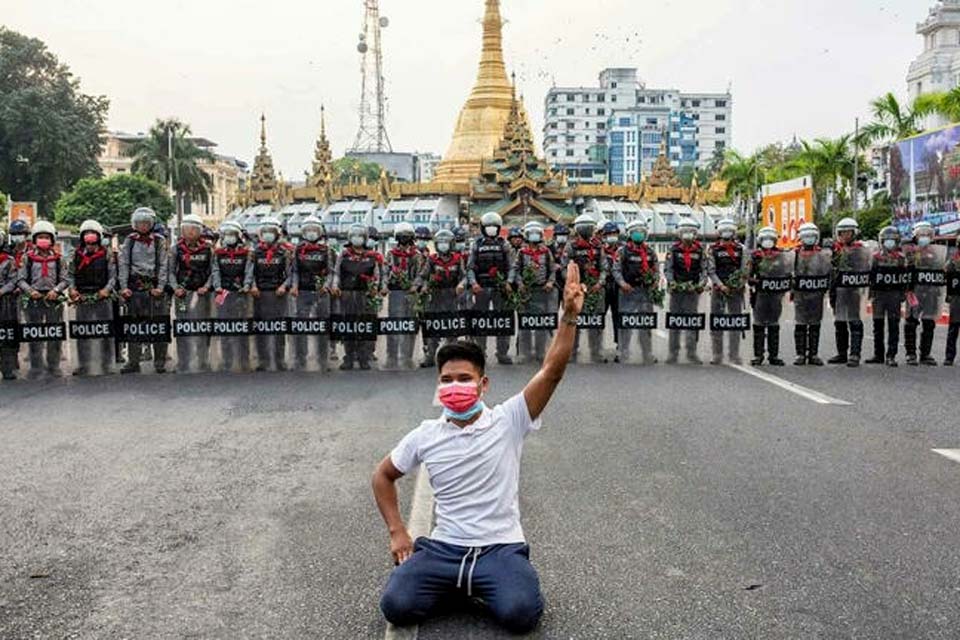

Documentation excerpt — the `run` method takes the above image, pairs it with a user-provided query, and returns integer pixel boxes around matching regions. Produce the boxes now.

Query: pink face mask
[437,381,481,414]
[35,238,52,250]
[83,233,99,245]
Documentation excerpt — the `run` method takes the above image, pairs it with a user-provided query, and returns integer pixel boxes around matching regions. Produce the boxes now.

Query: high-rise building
[907,1,960,130]
[543,68,732,185]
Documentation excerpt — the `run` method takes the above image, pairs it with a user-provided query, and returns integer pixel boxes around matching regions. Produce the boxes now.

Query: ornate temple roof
[432,0,515,184]
[249,114,277,193]
[307,106,335,205]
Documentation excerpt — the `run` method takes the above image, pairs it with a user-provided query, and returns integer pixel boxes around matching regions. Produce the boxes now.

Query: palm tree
[720,150,765,203]
[911,87,960,124]
[856,93,924,147]
[129,119,215,223]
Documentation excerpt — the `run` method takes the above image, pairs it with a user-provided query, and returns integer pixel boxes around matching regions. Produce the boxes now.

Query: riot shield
[752,250,794,326]
[793,249,832,326]
[908,244,948,318]
[832,246,872,323]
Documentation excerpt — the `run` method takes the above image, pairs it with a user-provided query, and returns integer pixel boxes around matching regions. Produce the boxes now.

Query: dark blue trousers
[380,537,544,634]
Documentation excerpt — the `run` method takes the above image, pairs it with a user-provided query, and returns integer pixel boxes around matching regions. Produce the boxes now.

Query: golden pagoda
[250,114,278,192]
[307,106,335,205]
[432,0,516,184]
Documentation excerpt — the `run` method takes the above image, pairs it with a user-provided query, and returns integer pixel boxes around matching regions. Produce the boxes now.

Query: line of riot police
[1,208,959,381]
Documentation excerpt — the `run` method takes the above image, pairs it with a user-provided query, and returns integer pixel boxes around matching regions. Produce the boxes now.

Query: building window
[567,93,575,101]
[597,136,606,144]
[716,100,727,107]
[597,122,605,130]
[597,94,605,102]
[549,123,557,129]
[566,108,575,115]
[566,135,576,143]
[692,100,701,107]
[566,122,575,129]
[716,114,726,121]
[638,96,645,104]
[611,94,617,102]
[716,127,726,134]
[584,108,591,115]
[598,108,605,116]
[583,94,591,102]
[611,82,618,88]
[566,149,574,157]
[551,150,557,157]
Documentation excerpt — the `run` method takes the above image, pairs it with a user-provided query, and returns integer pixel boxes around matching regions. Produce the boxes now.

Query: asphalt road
[1,322,958,639]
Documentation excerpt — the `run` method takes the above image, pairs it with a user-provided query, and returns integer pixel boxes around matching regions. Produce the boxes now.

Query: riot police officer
[515,221,556,364]
[211,220,252,372]
[119,207,169,374]
[664,217,706,365]
[245,216,291,372]
[331,224,383,370]
[8,220,30,268]
[829,217,869,368]
[867,226,910,367]
[550,223,570,300]
[508,226,524,254]
[414,226,432,259]
[601,221,622,356]
[416,229,466,368]
[66,220,116,376]
[466,212,515,365]
[290,216,335,372]
[792,222,832,366]
[19,220,67,378]
[384,222,421,369]
[945,234,960,366]
[904,221,945,366]
[706,218,747,365]
[613,218,660,365]
[170,214,214,373]
[0,229,21,380]
[563,214,607,363]
[748,227,791,367]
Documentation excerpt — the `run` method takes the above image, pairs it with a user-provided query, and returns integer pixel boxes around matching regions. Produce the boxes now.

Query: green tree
[128,119,214,220]
[53,173,174,228]
[720,150,766,203]
[333,157,384,186]
[0,28,109,215]
[706,146,725,178]
[856,93,925,147]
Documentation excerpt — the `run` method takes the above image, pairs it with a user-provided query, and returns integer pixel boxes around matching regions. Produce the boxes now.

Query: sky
[3,0,929,178]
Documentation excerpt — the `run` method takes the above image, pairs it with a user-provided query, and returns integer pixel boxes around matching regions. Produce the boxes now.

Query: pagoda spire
[309,105,335,204]
[433,0,516,184]
[250,113,277,193]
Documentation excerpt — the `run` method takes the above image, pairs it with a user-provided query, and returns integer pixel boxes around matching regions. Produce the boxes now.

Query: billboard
[760,176,813,248]
[9,202,37,226]
[889,123,960,237]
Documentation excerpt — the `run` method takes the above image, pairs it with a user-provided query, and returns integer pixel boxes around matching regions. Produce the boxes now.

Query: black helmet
[8,220,29,236]
[367,226,381,241]
[508,226,522,239]
[602,221,619,235]
[415,226,432,240]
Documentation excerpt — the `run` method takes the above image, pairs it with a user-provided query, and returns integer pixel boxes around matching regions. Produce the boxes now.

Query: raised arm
[523,262,584,420]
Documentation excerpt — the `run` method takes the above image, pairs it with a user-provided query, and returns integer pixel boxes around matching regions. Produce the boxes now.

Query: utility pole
[852,117,860,218]
[168,124,180,235]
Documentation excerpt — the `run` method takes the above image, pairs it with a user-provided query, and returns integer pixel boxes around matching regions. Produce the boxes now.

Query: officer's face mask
[681,232,695,242]
[303,231,320,243]
[761,239,776,250]
[366,238,378,250]
[801,234,818,247]
[83,233,100,246]
[721,230,735,240]
[577,226,593,240]
[223,234,239,247]
[35,237,53,250]
[350,235,365,248]
[437,242,451,253]
[883,239,897,251]
[417,240,428,250]
[631,232,645,243]
[261,231,277,244]
[455,242,465,252]
[918,236,932,248]
[10,235,25,245]
[484,226,499,238]
[605,235,618,245]
[555,235,568,245]
[527,233,542,244]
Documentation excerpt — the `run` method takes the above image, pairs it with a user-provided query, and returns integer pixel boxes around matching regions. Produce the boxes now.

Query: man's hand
[290,286,299,298]
[471,283,482,295]
[620,283,633,294]
[276,285,287,297]
[174,288,187,299]
[121,288,133,300]
[563,262,586,317]
[589,283,602,294]
[544,282,555,292]
[330,287,341,298]
[390,529,414,565]
[197,287,210,296]
[29,290,42,301]
[68,288,80,303]
[45,290,60,302]
[718,284,730,295]
[250,286,261,299]
[456,283,465,296]
[149,288,164,298]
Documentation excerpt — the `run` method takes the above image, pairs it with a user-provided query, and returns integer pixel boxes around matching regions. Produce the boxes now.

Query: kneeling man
[372,263,585,634]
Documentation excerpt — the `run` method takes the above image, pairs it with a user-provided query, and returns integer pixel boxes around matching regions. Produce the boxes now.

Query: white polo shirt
[390,393,541,548]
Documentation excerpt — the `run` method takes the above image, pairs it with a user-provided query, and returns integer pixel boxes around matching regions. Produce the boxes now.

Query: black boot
[807,324,824,366]
[946,323,959,366]
[865,319,885,364]
[848,321,863,367]
[920,320,937,365]
[751,325,766,366]
[828,321,848,364]
[793,325,808,366]
[904,319,918,365]
[767,325,785,366]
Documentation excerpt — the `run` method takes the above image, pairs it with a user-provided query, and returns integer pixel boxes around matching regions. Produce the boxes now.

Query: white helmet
[913,221,935,238]
[301,216,325,239]
[394,222,415,238]
[480,212,503,228]
[259,216,282,232]
[626,218,649,233]
[523,221,544,242]
[676,217,700,238]
[32,220,57,240]
[835,217,859,236]
[717,218,737,237]
[219,220,243,235]
[181,214,204,229]
[131,207,157,227]
[798,222,820,246]
[79,219,105,236]
[757,226,778,241]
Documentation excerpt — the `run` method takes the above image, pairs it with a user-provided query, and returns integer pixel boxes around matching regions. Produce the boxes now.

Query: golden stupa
[432,0,516,185]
